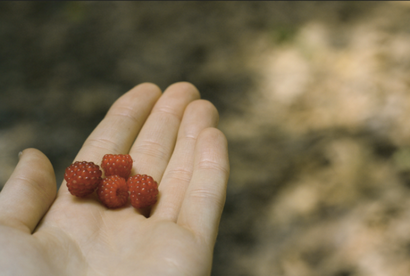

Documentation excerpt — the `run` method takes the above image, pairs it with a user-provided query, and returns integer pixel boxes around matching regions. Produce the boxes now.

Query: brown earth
[2,2,410,276]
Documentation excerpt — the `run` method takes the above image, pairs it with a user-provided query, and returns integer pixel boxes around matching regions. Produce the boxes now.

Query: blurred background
[2,2,410,275]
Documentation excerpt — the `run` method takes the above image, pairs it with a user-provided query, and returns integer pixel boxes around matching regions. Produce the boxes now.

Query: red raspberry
[101,154,133,179]
[97,175,128,209]
[127,174,159,209]
[64,161,102,197]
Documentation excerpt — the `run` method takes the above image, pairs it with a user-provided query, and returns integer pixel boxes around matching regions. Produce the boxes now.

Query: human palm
[0,82,229,276]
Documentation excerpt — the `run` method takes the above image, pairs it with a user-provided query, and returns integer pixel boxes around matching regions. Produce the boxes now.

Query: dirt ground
[2,2,410,276]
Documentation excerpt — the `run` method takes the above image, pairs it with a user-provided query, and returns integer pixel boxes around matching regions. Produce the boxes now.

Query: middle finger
[129,82,200,182]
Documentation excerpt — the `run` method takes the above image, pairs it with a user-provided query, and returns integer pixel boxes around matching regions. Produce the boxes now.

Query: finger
[129,82,200,182]
[177,128,229,246]
[152,100,219,221]
[0,148,56,233]
[58,83,162,196]
[75,83,162,164]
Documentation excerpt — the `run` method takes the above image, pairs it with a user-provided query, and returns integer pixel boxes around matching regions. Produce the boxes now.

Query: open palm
[0,82,229,276]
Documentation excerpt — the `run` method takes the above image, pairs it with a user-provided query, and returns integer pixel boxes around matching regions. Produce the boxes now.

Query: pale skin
[0,82,230,276]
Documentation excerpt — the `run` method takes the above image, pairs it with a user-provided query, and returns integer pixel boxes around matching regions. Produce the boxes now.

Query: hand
[0,82,229,276]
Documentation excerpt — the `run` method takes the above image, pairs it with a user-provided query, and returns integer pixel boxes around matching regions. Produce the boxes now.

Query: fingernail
[18,151,23,159]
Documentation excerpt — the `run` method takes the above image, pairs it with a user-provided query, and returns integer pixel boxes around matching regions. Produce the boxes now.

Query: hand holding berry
[0,83,229,276]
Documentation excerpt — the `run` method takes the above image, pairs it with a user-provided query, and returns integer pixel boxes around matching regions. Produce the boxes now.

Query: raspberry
[64,161,102,197]
[101,154,133,179]
[127,174,159,209]
[97,175,128,209]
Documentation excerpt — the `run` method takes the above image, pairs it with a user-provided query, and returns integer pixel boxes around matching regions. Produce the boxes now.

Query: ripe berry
[97,175,128,209]
[127,174,159,209]
[101,154,133,179]
[64,161,102,197]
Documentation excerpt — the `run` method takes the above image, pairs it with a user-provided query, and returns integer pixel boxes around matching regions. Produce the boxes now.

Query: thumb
[0,148,57,233]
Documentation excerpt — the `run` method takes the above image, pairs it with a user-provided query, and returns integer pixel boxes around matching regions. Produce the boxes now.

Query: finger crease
[134,140,169,160]
[153,106,182,122]
[197,159,229,175]
[109,108,141,124]
[83,137,120,153]
[165,167,192,183]
[189,188,224,207]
